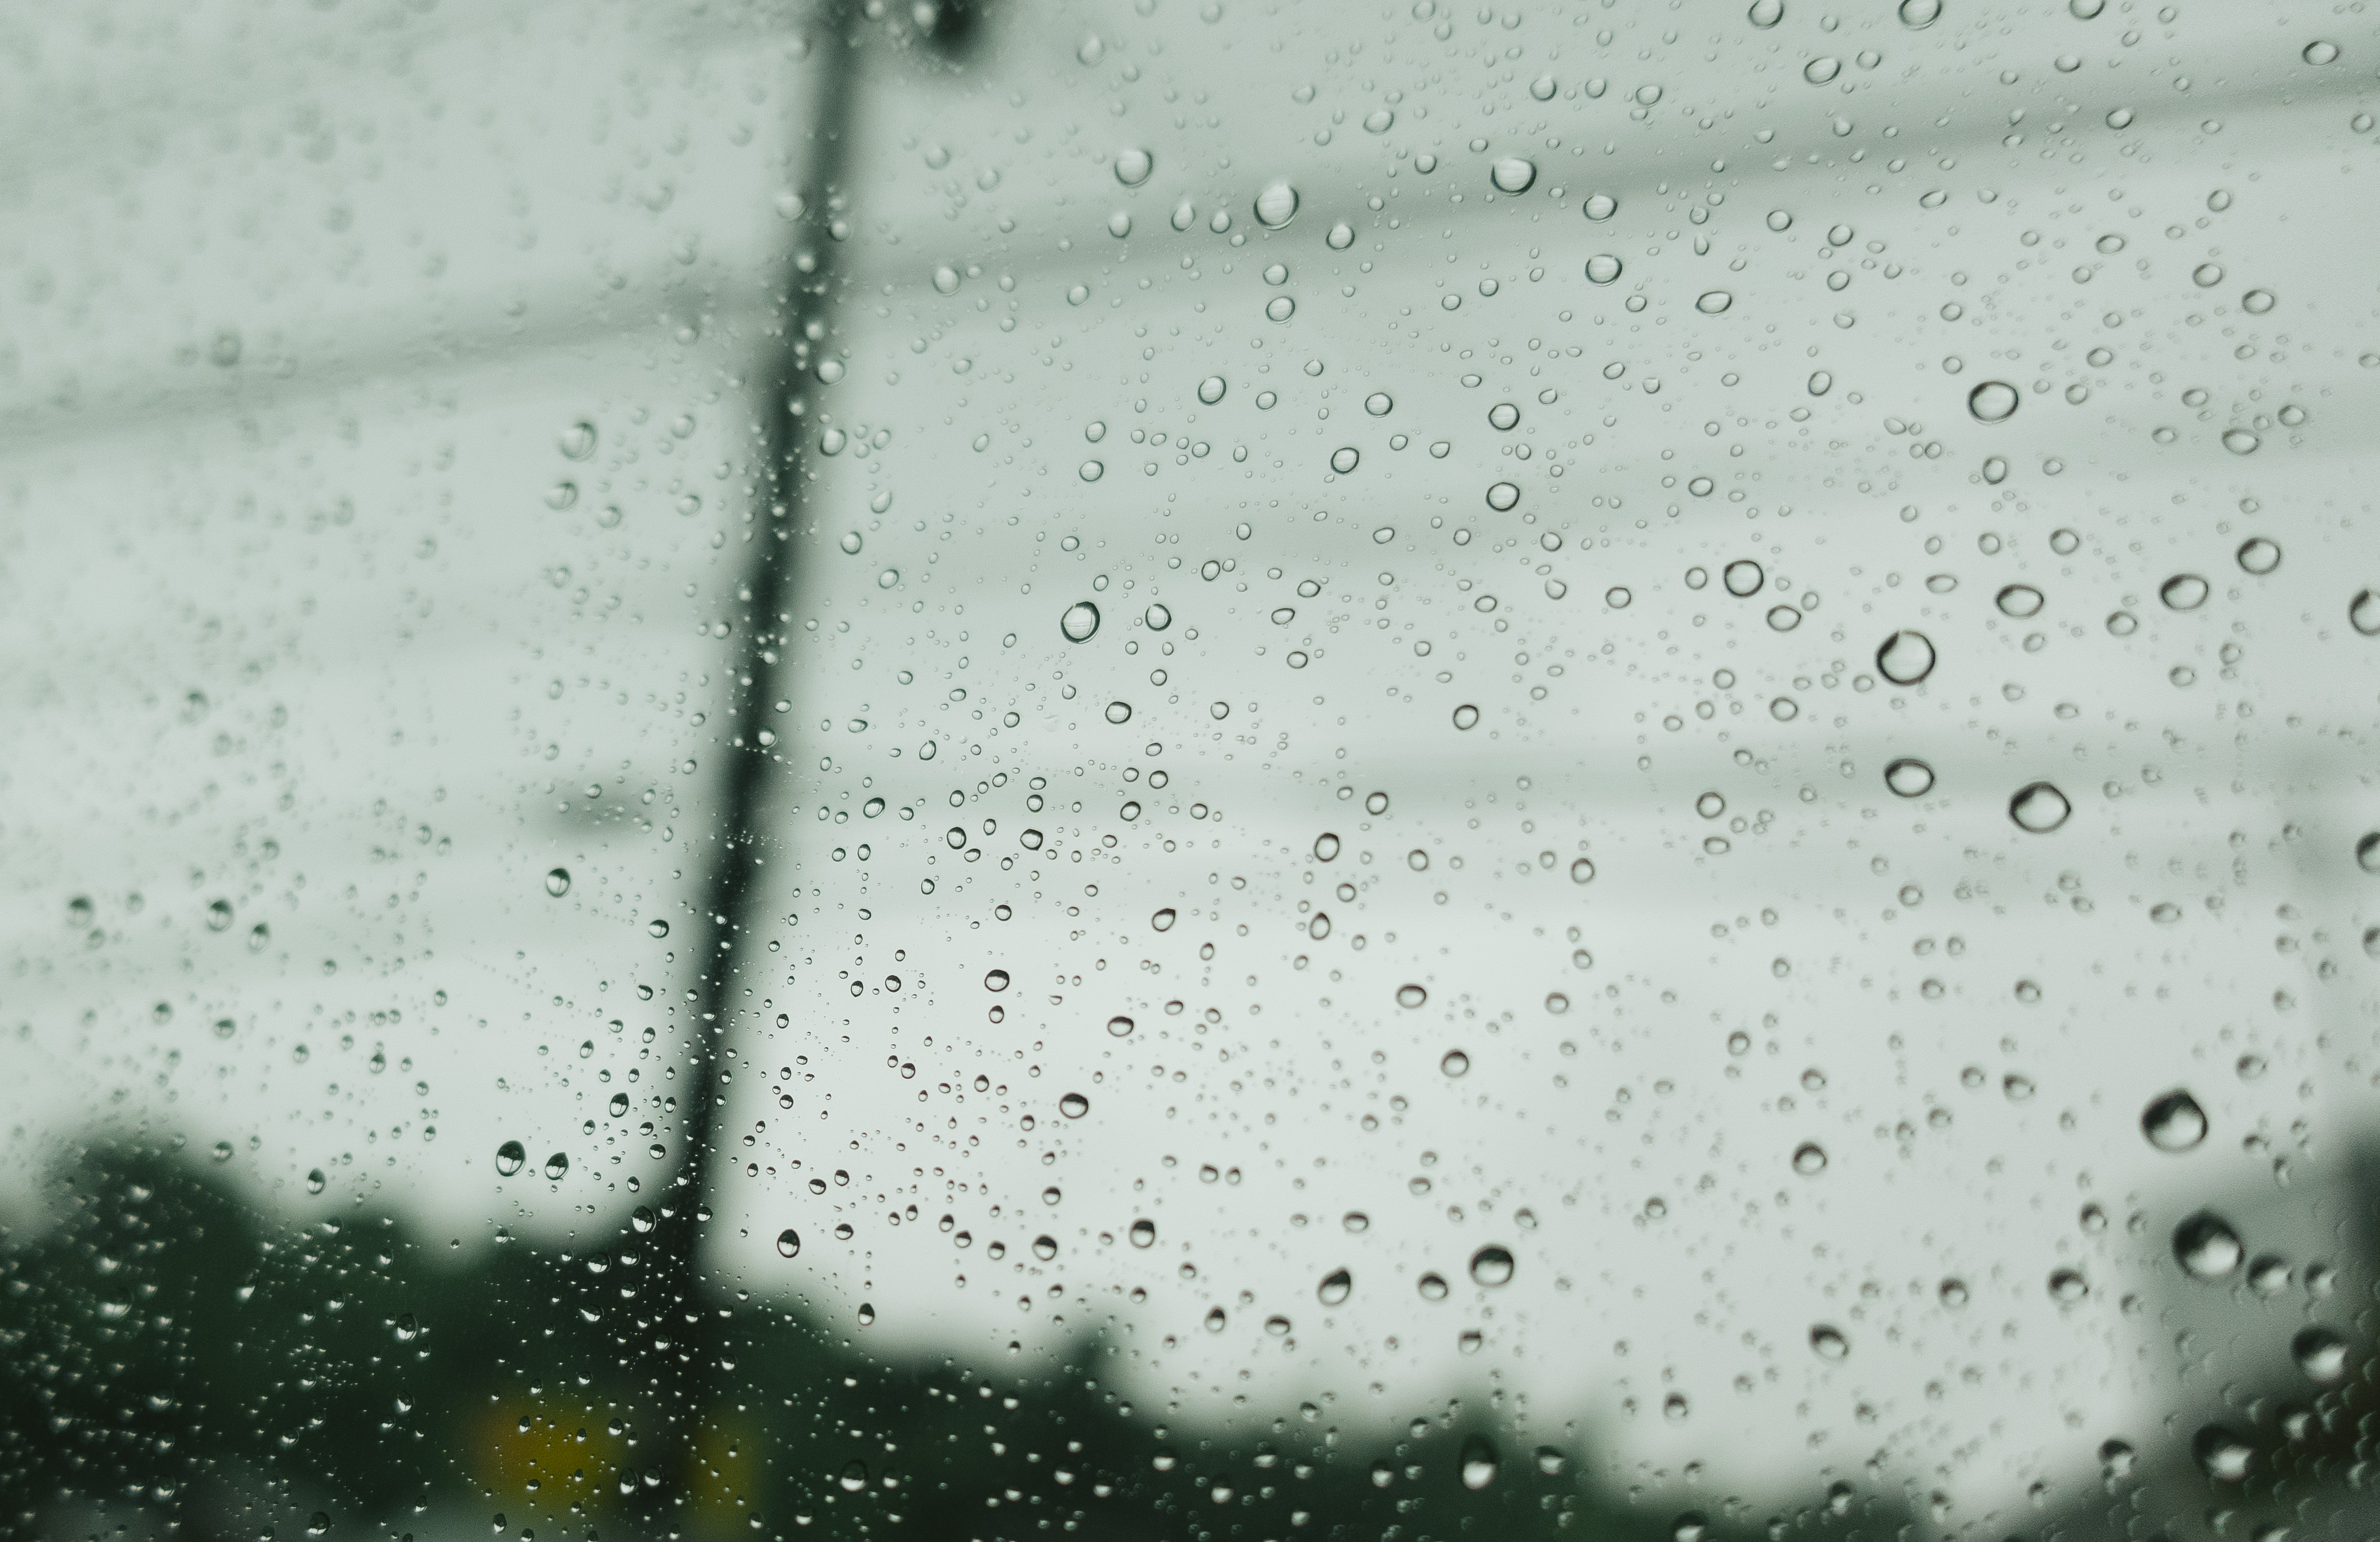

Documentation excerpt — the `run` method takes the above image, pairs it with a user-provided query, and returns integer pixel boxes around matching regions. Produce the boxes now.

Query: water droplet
[1265,295,1296,322]
[1418,1271,1450,1301]
[1968,380,2019,422]
[1876,630,1938,685]
[1152,907,1177,931]
[1060,1092,1090,1119]
[1441,1049,1470,1078]
[2293,1325,2350,1383]
[1451,704,1480,730]
[1317,1268,1353,1305]
[876,568,900,590]
[1490,157,1537,194]
[1469,1245,1516,1287]
[2222,428,2261,455]
[2160,573,2210,610]
[1114,148,1153,186]
[1674,1513,1708,1542]
[1196,375,1227,406]
[2142,1089,2208,1151]
[1104,701,1133,725]
[544,1151,569,1180]
[2047,1267,2090,1304]
[1748,0,1784,26]
[1809,1324,1850,1359]
[1792,1142,1828,1175]
[305,1168,326,1195]
[2243,288,2276,314]
[1364,392,1393,416]
[1582,192,1618,220]
[2304,39,2341,65]
[1060,601,1102,642]
[2348,589,2380,636]
[1570,857,1596,884]
[838,529,863,555]
[772,1228,802,1259]
[1326,222,1356,252]
[1330,446,1360,473]
[1396,983,1429,1009]
[1899,0,1942,26]
[494,1141,526,1177]
[1995,584,2045,618]
[1486,481,1521,511]
[2193,1425,2253,1483]
[558,421,597,460]
[2172,1211,2243,1278]
[1106,1015,1135,1038]
[646,918,669,938]
[1254,181,1300,229]
[1313,832,1341,861]
[2357,832,2380,874]
[984,969,1009,992]
[544,867,571,897]
[1722,560,1764,597]
[1766,604,1801,632]
[1804,56,1841,83]
[1884,758,1936,797]
[1584,252,1623,283]
[2008,781,2072,834]
[1694,290,1734,314]
[1460,1438,1499,1490]
[1129,1218,1157,1248]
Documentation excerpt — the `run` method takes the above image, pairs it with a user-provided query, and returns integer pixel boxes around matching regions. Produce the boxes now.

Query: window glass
[5,3,2374,1541]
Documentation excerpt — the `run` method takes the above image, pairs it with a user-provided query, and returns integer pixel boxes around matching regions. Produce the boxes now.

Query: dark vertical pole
[632,0,870,1506]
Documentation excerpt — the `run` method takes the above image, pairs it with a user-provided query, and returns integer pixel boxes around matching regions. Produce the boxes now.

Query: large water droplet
[1809,1324,1849,1359]
[1804,56,1841,84]
[1459,1438,1499,1490]
[2173,1212,2243,1278]
[1060,601,1101,642]
[1114,148,1153,186]
[2304,39,2341,65]
[1968,380,2019,422]
[2160,573,2210,610]
[1995,584,2045,618]
[544,1151,569,1180]
[1317,1268,1353,1305]
[1106,1015,1135,1038]
[558,421,597,460]
[1490,157,1537,194]
[2192,1425,2253,1483]
[1694,290,1734,314]
[1254,181,1300,229]
[494,1141,526,1177]
[2356,832,2380,874]
[2236,537,2281,575]
[2222,428,2261,455]
[2142,1089,2208,1151]
[544,867,571,897]
[1197,375,1226,404]
[1313,832,1341,861]
[1396,983,1428,1008]
[1441,1049,1470,1078]
[1129,1218,1156,1247]
[2293,1325,2350,1383]
[1792,1142,1828,1175]
[1469,1244,1516,1286]
[1582,192,1618,220]
[1723,559,1765,596]
[1876,630,1938,685]
[776,1228,802,1258]
[1885,758,1936,797]
[1899,0,1942,26]
[1060,1092,1090,1118]
[2351,590,2380,636]
[1451,704,1480,730]
[2008,781,2072,833]
[1748,0,1784,26]
[1584,253,1623,284]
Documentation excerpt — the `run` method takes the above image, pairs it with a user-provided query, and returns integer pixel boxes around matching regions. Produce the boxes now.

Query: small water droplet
[1327,221,1355,249]
[1151,907,1176,931]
